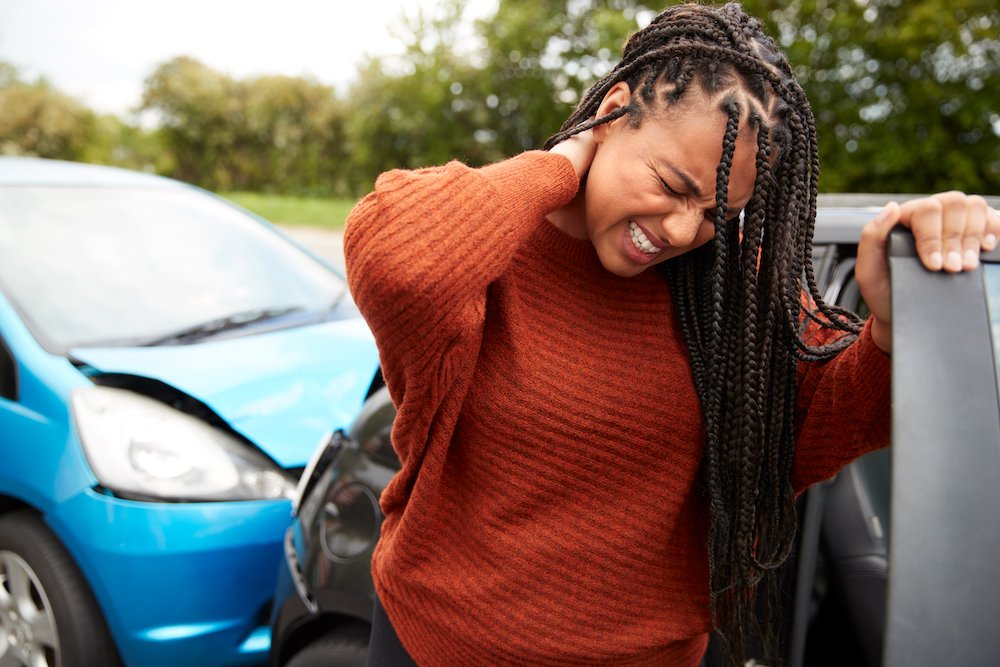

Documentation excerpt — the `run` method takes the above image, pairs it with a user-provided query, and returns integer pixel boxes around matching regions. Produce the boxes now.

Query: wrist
[870,317,892,354]
[547,130,595,181]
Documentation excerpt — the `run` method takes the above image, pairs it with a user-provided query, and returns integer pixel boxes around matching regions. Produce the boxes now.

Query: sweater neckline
[535,217,601,267]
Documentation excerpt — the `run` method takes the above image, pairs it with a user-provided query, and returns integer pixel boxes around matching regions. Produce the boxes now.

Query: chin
[598,253,650,278]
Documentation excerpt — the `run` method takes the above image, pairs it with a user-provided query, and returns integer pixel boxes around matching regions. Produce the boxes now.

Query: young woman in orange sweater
[344,3,999,666]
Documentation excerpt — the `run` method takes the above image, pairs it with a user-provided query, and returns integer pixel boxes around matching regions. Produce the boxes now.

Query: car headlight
[71,386,295,502]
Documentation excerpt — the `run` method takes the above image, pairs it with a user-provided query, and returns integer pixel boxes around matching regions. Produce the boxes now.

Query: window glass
[0,186,344,351]
[982,265,1000,376]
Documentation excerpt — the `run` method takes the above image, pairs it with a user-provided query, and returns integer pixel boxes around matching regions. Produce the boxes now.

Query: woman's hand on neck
[546,129,596,240]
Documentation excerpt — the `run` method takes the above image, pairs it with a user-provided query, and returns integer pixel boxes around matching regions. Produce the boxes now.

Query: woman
[345,3,999,665]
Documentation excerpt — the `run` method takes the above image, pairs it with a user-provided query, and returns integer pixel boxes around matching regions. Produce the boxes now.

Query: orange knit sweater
[343,151,890,666]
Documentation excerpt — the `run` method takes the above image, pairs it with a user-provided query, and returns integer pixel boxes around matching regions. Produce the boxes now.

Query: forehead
[638,92,759,209]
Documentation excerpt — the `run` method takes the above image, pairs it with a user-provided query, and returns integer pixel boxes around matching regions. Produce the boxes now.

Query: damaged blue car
[0,157,381,667]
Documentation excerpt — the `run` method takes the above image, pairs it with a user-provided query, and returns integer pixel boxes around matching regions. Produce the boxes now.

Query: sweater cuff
[477,151,580,222]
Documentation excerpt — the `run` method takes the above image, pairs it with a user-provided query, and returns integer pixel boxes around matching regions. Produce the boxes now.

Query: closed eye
[660,178,681,197]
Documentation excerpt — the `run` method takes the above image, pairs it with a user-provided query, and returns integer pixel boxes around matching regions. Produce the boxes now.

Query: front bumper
[269,525,318,666]
[48,487,295,667]
[269,431,385,665]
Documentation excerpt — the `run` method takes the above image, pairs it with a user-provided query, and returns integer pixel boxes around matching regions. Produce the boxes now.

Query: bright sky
[0,0,493,117]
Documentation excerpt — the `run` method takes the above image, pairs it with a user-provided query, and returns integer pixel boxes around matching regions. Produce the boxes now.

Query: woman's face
[580,82,758,278]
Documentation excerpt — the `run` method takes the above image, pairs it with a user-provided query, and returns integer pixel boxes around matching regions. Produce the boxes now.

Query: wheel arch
[0,505,124,666]
[274,613,370,666]
[0,492,31,517]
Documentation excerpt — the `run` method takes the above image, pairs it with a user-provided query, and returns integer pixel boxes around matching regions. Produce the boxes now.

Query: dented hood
[69,317,379,469]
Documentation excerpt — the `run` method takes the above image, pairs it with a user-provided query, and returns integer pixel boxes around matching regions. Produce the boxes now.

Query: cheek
[692,219,716,248]
[651,219,716,268]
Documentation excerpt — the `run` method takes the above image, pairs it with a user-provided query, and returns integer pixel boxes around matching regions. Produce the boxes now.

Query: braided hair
[543,3,864,664]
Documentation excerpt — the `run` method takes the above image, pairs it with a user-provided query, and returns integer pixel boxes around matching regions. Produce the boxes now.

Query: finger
[963,197,987,269]
[900,197,944,271]
[854,201,900,312]
[981,198,1000,252]
[939,192,969,272]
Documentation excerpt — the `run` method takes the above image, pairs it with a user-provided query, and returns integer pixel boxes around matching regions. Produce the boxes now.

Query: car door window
[980,264,1000,396]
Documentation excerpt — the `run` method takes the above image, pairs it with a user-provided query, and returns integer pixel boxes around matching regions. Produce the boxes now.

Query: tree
[360,0,997,193]
[341,0,654,190]
[726,0,1000,193]
[475,0,652,154]
[141,57,351,194]
[0,62,104,161]
[8,0,998,196]
[140,57,245,189]
[343,1,502,192]
[238,74,350,195]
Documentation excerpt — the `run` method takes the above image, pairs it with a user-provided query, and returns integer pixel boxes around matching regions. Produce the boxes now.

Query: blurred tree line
[0,62,169,171]
[1,0,997,196]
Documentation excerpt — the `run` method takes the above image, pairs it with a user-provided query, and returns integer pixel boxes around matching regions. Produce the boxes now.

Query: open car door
[883,227,1000,665]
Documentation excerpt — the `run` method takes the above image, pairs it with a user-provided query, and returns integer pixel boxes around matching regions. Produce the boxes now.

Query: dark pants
[365,593,709,667]
[366,594,417,667]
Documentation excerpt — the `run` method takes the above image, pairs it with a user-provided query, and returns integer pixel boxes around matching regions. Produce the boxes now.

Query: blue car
[0,157,381,667]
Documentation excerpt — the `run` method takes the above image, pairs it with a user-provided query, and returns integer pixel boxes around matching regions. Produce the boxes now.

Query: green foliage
[221,191,356,229]
[742,0,1000,193]
[342,0,503,192]
[4,0,999,199]
[0,62,170,172]
[0,64,103,160]
[141,57,350,194]
[348,0,999,193]
[343,0,654,186]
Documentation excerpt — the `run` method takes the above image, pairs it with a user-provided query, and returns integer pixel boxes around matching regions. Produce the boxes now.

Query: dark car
[269,195,1000,667]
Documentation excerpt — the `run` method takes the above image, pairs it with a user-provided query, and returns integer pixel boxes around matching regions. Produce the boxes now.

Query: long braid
[704,102,743,651]
[543,4,862,665]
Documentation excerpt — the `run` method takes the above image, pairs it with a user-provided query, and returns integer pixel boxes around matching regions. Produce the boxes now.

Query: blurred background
[1,0,998,229]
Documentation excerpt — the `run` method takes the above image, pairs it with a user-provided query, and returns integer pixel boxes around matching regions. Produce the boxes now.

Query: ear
[593,81,633,143]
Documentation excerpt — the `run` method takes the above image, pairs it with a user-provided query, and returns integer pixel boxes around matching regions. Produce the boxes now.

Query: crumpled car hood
[69,317,380,468]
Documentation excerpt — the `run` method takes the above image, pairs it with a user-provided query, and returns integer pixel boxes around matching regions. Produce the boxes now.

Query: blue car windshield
[0,185,346,351]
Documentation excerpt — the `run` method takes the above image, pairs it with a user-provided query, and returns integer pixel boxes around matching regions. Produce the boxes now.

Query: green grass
[220,191,357,230]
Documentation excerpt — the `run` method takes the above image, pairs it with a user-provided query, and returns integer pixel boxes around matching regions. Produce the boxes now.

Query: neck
[545,187,589,240]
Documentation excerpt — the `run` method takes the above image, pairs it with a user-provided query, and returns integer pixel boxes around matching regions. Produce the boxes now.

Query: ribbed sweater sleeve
[343,151,578,472]
[792,316,891,491]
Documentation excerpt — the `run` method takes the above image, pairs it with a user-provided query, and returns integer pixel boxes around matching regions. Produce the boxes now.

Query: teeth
[628,221,662,255]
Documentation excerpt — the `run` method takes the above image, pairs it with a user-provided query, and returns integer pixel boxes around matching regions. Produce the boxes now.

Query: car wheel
[285,624,369,667]
[0,510,120,667]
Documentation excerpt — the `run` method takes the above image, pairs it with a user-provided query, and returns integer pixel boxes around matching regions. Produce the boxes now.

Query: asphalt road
[280,226,345,271]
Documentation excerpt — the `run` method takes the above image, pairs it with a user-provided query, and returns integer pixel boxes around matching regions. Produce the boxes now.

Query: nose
[659,208,705,248]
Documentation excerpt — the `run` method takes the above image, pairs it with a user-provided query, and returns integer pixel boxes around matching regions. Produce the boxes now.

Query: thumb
[873,200,902,234]
[855,201,901,327]
[862,201,902,256]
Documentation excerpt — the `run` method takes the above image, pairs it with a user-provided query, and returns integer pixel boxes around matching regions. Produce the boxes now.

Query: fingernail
[986,234,997,250]
[875,204,893,226]
[965,249,979,268]
[929,251,943,269]
[947,251,963,271]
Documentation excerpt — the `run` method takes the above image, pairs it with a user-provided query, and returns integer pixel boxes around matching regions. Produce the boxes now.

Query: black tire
[0,509,121,667]
[285,623,370,667]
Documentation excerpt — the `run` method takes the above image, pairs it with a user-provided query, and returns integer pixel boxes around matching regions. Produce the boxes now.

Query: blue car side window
[0,335,15,401]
